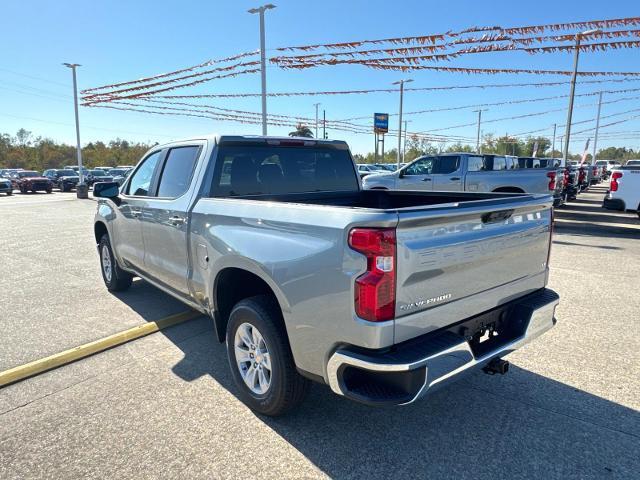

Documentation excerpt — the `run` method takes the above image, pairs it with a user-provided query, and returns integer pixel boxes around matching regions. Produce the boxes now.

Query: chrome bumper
[327,289,559,406]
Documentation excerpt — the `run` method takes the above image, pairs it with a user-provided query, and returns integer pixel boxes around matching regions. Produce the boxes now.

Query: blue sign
[374,113,389,133]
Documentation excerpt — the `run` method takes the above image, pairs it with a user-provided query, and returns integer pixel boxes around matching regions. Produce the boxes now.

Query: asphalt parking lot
[1,186,638,479]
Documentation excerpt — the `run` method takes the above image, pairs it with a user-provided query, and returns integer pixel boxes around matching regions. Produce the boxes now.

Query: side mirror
[398,168,405,178]
[93,181,120,200]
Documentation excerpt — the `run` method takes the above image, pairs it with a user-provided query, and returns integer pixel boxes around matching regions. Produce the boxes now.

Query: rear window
[210,145,358,196]
[434,156,459,174]
[484,156,507,171]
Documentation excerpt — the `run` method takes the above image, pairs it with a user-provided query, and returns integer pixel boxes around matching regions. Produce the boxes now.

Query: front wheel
[226,295,310,416]
[98,234,133,291]
[6,190,12,196]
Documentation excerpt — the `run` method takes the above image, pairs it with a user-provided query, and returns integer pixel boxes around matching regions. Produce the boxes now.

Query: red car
[11,170,53,194]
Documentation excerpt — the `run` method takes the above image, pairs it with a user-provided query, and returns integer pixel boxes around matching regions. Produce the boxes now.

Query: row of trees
[2,127,637,171]
[0,129,155,171]
[354,133,638,164]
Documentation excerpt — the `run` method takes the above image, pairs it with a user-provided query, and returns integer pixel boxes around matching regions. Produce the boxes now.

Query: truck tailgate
[394,195,552,342]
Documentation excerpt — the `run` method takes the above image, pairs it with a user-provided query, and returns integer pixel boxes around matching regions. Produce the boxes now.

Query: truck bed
[225,189,534,210]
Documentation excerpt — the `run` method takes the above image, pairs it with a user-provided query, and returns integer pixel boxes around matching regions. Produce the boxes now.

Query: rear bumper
[603,197,625,211]
[327,288,559,406]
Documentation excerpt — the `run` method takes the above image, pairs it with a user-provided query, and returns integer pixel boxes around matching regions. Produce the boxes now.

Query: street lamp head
[248,3,276,13]
[63,63,81,68]
[392,79,413,86]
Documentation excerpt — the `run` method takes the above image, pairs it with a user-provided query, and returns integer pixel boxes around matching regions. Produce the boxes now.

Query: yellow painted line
[0,310,201,388]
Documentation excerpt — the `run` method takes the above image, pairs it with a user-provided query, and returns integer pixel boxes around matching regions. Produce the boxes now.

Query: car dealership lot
[1,189,639,479]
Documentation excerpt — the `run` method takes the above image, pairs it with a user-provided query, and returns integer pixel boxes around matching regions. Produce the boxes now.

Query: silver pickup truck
[93,135,559,416]
[363,153,565,206]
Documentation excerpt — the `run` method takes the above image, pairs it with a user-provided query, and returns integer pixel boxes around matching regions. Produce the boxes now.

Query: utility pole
[473,109,486,154]
[313,103,321,138]
[63,63,87,199]
[403,120,409,162]
[323,109,326,139]
[552,123,557,157]
[592,91,603,163]
[562,28,601,165]
[248,4,276,136]
[392,79,413,170]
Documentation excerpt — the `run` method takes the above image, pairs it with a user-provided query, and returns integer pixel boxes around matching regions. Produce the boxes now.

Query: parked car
[93,135,559,416]
[356,163,387,178]
[107,168,132,186]
[603,165,640,217]
[43,169,80,192]
[0,175,13,195]
[625,159,640,167]
[589,164,603,184]
[11,170,53,194]
[95,166,115,172]
[373,163,398,172]
[86,169,114,187]
[595,160,620,180]
[0,168,24,178]
[363,153,565,206]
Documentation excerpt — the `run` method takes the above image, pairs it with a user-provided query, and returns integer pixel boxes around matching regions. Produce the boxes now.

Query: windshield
[91,170,106,176]
[18,171,39,177]
[211,144,358,196]
[59,170,76,176]
[108,169,126,176]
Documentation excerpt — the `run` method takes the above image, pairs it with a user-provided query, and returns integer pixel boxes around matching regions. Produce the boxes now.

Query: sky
[1,0,639,156]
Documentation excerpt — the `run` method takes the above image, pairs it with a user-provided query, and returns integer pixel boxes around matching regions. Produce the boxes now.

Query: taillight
[546,171,557,191]
[578,168,586,182]
[592,166,598,175]
[563,169,570,187]
[611,171,623,192]
[348,228,396,322]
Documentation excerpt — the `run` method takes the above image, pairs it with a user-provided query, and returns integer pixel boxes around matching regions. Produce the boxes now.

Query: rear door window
[434,156,460,174]
[156,146,200,198]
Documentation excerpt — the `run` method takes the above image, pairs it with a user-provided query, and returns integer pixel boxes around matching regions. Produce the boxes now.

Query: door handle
[168,216,185,226]
[450,177,461,181]
[422,178,432,182]
[130,208,141,218]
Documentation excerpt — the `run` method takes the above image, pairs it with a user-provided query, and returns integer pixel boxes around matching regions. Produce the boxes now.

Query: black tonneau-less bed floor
[230,189,528,210]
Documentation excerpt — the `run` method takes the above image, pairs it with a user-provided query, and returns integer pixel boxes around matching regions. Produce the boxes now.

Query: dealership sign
[374,113,389,134]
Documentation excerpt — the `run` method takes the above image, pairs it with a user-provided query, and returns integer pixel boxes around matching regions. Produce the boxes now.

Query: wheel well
[94,222,108,244]
[213,268,278,342]
[492,187,525,194]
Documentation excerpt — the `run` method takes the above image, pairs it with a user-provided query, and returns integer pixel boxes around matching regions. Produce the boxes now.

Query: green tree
[288,123,314,138]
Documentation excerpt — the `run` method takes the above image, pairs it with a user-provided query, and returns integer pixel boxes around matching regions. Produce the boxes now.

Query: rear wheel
[6,190,12,196]
[99,234,133,291]
[226,295,309,416]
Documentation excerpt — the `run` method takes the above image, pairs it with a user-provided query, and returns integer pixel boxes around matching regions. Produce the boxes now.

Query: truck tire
[98,233,133,292]
[6,190,12,196]
[226,295,310,416]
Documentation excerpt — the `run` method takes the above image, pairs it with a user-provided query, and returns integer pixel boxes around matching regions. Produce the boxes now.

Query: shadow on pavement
[109,278,190,321]
[158,321,639,479]
[553,240,623,250]
[555,209,640,227]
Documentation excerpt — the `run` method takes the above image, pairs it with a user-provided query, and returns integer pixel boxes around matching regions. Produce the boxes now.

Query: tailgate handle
[482,209,514,224]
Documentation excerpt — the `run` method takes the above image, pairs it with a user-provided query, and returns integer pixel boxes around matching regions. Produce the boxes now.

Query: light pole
[474,109,487,153]
[248,3,276,136]
[392,79,413,170]
[592,91,603,163]
[403,119,410,162]
[562,29,601,165]
[313,102,321,138]
[552,123,557,157]
[63,63,87,199]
